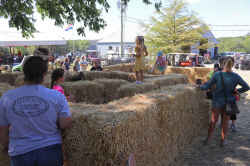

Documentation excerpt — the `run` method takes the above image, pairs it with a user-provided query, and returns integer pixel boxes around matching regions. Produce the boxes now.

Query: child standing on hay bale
[152,51,167,75]
[135,36,148,84]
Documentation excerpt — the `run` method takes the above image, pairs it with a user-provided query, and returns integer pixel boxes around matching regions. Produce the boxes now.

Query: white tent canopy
[0,40,67,47]
[0,32,67,47]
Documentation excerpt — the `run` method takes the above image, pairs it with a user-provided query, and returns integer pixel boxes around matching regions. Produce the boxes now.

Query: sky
[1,0,250,41]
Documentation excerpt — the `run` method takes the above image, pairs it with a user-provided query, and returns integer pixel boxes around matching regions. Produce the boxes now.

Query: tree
[143,0,207,55]
[0,0,162,38]
[66,40,90,52]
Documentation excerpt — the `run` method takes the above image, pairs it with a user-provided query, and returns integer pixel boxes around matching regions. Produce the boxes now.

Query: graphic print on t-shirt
[13,96,49,117]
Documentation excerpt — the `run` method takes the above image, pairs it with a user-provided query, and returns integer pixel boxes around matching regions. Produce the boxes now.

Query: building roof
[0,32,66,47]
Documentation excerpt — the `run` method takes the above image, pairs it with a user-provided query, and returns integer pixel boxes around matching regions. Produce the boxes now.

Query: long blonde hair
[223,57,234,72]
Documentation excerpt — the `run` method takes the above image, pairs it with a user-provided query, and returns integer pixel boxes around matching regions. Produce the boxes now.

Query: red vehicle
[166,53,204,67]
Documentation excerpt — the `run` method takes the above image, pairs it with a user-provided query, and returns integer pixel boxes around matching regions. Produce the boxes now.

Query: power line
[209,25,250,27]
[211,30,250,31]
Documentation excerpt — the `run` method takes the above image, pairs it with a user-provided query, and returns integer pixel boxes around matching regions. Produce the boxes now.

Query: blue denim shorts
[11,144,63,166]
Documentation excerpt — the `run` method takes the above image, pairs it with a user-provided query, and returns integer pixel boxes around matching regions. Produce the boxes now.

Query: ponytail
[224,57,234,72]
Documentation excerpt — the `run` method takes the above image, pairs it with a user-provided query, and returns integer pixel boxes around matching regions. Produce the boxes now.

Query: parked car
[166,53,204,67]
[240,54,250,70]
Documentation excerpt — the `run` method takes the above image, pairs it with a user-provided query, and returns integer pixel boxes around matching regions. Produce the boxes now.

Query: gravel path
[174,70,250,166]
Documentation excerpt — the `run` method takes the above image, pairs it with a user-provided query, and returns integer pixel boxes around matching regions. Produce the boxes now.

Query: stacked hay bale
[193,67,212,83]
[0,83,14,166]
[0,83,14,97]
[145,74,188,88]
[165,67,212,84]
[165,67,196,83]
[0,73,21,86]
[63,81,105,104]
[117,74,187,99]
[63,84,209,166]
[103,64,135,73]
[94,79,129,103]
[14,73,52,88]
[0,146,9,166]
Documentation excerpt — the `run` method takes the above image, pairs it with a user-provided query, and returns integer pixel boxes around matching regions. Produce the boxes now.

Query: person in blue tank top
[0,48,72,166]
[199,57,249,147]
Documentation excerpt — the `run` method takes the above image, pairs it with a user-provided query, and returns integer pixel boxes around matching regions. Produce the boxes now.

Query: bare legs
[205,108,230,147]
[136,71,144,83]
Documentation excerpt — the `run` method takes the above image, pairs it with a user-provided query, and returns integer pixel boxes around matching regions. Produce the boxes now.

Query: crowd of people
[53,54,103,72]
[0,36,249,166]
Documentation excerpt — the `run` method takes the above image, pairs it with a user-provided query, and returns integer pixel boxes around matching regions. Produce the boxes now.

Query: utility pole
[121,0,124,57]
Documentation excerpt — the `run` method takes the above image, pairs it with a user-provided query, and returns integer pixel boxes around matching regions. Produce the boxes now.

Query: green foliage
[218,36,250,53]
[66,40,90,52]
[0,0,162,38]
[143,0,207,55]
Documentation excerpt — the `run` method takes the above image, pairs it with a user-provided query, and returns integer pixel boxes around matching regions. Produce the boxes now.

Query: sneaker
[231,124,237,132]
[136,81,143,85]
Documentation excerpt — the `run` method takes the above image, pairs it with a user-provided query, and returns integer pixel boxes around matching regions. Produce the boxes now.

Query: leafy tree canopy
[143,0,209,55]
[0,0,162,38]
[217,36,250,53]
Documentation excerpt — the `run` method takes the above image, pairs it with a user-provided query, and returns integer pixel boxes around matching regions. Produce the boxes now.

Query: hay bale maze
[0,70,209,166]
[103,63,212,84]
[63,85,209,166]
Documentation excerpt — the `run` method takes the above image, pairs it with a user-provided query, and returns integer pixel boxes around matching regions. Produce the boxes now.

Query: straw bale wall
[94,79,129,103]
[117,74,187,99]
[0,73,22,86]
[103,64,135,73]
[63,81,105,104]
[165,67,212,84]
[63,74,187,104]
[14,74,52,88]
[62,85,209,166]
[0,83,14,97]
[103,64,212,84]
[0,83,14,166]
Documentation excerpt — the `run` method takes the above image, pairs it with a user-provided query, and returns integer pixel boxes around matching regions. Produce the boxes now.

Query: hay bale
[0,83,14,166]
[145,74,188,88]
[164,67,212,84]
[0,145,10,166]
[104,64,135,73]
[193,67,212,82]
[0,83,14,97]
[0,73,21,85]
[14,74,51,88]
[117,82,158,99]
[94,79,129,103]
[63,84,209,166]
[117,74,187,99]
[165,67,196,83]
[63,81,105,104]
[64,72,85,82]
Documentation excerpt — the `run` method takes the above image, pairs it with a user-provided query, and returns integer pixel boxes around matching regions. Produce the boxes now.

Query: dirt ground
[174,69,250,166]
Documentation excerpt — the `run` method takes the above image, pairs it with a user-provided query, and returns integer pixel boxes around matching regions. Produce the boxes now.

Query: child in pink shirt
[51,68,65,95]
